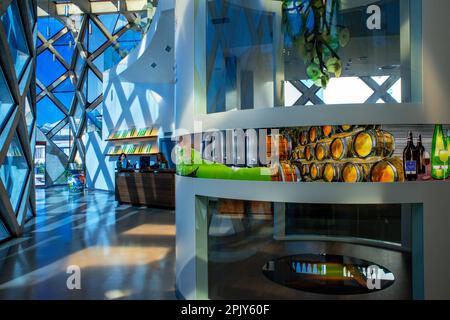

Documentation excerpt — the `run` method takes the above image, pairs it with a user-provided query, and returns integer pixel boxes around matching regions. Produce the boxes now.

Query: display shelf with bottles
[106,127,159,142]
[105,142,159,157]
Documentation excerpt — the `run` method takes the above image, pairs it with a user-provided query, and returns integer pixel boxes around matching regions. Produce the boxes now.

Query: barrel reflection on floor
[262,254,395,295]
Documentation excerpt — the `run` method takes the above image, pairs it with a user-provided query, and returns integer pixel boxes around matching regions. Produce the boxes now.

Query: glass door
[34,143,46,187]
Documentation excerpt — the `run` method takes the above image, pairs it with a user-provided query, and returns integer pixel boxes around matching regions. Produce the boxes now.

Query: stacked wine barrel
[289,125,405,183]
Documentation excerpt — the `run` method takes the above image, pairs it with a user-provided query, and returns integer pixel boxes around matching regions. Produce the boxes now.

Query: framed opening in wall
[201,0,422,113]
[195,196,423,300]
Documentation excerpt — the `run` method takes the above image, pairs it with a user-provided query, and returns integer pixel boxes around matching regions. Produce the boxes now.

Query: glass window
[74,100,84,129]
[98,14,119,35]
[75,54,85,79]
[24,94,34,136]
[34,144,45,187]
[37,17,64,40]
[101,45,124,71]
[36,96,66,133]
[87,20,107,53]
[19,61,33,96]
[0,67,14,131]
[53,31,75,64]
[37,49,67,87]
[86,69,102,103]
[0,132,30,213]
[86,107,102,134]
[53,77,75,109]
[51,123,71,157]
[1,1,30,78]
[0,218,10,242]
[204,0,419,112]
[114,14,128,34]
[27,0,35,28]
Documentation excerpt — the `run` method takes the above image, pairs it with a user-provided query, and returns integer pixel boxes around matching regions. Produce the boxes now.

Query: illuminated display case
[174,0,450,300]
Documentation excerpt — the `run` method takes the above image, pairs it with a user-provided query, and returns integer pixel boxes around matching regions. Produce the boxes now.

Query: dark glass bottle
[417,134,426,175]
[403,131,418,181]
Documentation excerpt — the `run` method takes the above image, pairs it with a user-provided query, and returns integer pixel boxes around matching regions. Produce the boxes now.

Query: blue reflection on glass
[0,67,14,131]
[36,96,65,132]
[37,50,66,86]
[0,132,30,213]
[1,1,30,78]
[37,17,64,40]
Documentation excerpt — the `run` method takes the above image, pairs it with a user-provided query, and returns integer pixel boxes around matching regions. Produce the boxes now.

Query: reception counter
[115,170,175,209]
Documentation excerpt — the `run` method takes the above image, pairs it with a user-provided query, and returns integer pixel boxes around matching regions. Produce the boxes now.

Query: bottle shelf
[105,142,159,157]
[106,127,159,142]
[106,153,159,157]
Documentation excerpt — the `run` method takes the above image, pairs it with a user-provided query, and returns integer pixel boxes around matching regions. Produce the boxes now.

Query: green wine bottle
[431,125,449,180]
[447,129,450,176]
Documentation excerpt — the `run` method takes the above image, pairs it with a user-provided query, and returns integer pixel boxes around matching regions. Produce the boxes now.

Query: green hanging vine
[283,0,350,88]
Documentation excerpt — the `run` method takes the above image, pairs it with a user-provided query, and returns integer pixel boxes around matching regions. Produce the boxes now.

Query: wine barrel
[309,127,320,143]
[330,136,354,160]
[321,125,335,139]
[300,163,310,178]
[315,142,330,161]
[323,163,342,183]
[370,158,405,183]
[266,135,291,161]
[353,130,395,159]
[309,163,323,181]
[342,162,371,183]
[273,162,300,182]
[299,131,309,146]
[340,125,355,132]
[305,145,315,161]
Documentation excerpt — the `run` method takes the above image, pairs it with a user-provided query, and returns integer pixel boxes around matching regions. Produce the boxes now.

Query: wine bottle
[403,131,418,181]
[447,129,450,176]
[431,125,449,180]
[417,134,426,175]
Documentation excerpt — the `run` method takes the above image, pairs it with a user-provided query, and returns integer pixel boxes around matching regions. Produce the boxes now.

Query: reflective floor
[0,187,176,300]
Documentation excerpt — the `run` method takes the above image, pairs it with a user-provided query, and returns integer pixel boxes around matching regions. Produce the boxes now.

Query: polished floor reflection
[0,187,176,300]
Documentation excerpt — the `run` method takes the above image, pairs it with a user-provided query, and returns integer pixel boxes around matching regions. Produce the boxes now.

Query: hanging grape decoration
[283,0,350,88]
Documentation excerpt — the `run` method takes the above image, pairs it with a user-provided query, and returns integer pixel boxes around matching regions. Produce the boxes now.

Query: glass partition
[0,132,30,212]
[201,196,414,299]
[203,0,421,113]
